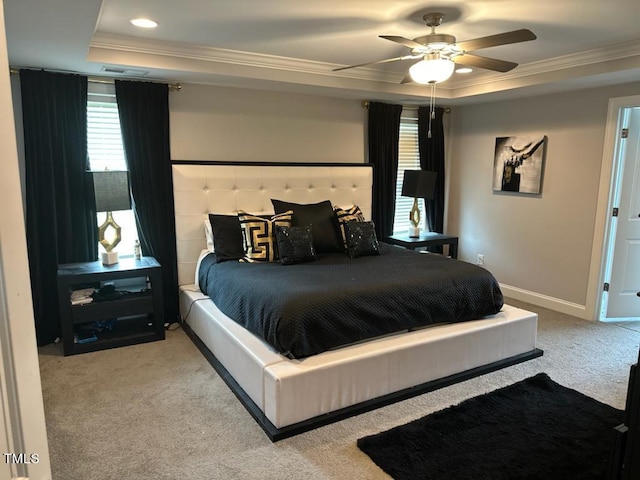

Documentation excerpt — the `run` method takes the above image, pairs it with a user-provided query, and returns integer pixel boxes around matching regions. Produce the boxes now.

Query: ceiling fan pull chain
[428,83,436,138]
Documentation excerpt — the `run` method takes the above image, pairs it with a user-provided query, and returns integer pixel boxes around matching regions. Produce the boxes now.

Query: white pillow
[194,249,212,292]
[204,219,214,252]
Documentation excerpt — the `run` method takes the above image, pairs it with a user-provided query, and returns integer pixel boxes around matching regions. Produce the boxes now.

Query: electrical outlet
[477,254,485,266]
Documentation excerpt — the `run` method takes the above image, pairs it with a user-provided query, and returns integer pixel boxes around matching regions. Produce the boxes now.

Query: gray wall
[447,81,640,311]
[14,77,640,316]
[170,83,367,163]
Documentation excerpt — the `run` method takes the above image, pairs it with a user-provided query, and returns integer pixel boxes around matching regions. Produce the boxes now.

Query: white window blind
[393,113,422,235]
[87,83,138,257]
[88,85,126,171]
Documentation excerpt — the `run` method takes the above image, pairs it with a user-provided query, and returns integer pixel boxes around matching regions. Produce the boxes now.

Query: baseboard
[501,284,589,320]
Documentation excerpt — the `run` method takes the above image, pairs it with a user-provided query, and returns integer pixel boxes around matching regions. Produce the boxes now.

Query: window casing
[87,83,138,257]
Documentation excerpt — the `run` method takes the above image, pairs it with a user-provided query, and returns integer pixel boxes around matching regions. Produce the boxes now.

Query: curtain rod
[9,67,181,91]
[361,100,450,113]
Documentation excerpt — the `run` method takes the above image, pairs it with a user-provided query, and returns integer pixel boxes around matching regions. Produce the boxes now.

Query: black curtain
[115,80,179,324]
[367,101,402,239]
[418,106,446,234]
[20,69,97,346]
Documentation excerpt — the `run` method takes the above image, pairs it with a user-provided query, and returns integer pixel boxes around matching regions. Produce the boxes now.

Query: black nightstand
[57,256,165,356]
[385,232,459,259]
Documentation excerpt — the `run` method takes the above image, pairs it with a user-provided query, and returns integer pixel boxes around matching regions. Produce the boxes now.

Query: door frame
[587,94,640,320]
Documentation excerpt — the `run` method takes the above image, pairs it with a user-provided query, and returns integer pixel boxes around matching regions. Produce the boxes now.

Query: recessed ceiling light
[456,67,473,74]
[130,18,158,29]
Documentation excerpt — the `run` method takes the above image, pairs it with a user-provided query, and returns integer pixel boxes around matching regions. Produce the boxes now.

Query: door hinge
[621,128,629,138]
[604,282,610,292]
[613,207,619,217]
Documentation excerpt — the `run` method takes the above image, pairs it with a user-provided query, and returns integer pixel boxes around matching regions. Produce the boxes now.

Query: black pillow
[208,214,245,263]
[343,220,380,259]
[275,225,317,265]
[334,204,365,250]
[271,199,343,254]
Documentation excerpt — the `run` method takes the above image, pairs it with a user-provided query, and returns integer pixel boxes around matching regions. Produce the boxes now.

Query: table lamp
[92,170,132,265]
[401,170,437,238]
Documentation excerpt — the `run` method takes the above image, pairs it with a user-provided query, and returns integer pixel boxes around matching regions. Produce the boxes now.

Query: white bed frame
[173,161,542,440]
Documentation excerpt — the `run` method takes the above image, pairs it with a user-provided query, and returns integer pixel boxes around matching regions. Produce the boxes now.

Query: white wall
[170,83,366,163]
[447,81,640,316]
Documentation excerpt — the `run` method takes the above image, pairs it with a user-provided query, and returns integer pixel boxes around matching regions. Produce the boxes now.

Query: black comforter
[198,243,503,359]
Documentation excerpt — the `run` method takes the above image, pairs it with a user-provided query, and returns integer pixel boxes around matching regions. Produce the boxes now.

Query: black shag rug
[358,373,623,480]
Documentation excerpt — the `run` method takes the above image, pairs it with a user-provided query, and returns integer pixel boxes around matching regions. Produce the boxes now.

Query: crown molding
[88,32,640,102]
[90,32,402,84]
[450,38,640,90]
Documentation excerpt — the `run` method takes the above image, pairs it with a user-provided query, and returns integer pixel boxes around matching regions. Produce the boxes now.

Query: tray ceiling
[5,0,640,104]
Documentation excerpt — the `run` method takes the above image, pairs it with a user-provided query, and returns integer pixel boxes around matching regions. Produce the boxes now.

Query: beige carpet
[38,299,640,480]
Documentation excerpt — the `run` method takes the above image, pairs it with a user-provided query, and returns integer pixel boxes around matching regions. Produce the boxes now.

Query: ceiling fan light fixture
[409,57,455,84]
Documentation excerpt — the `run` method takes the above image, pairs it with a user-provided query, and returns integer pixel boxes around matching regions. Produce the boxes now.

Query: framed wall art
[493,136,547,194]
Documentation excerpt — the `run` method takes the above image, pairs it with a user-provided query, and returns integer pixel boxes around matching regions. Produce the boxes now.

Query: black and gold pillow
[344,220,380,259]
[334,205,365,249]
[238,210,293,262]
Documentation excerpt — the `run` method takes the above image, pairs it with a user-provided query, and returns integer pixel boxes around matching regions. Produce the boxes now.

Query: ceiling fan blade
[379,35,425,50]
[332,54,421,72]
[453,53,518,72]
[400,74,414,84]
[456,29,536,52]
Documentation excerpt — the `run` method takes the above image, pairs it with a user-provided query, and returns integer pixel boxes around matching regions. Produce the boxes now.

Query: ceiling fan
[333,12,536,84]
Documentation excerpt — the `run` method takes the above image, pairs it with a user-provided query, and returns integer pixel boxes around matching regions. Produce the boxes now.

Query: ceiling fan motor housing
[412,34,461,59]
[414,34,457,46]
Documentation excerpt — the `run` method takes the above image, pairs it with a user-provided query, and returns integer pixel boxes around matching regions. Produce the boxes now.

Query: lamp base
[408,227,421,238]
[101,251,119,265]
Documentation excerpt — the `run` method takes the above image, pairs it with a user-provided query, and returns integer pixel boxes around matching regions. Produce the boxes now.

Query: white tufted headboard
[172,162,373,285]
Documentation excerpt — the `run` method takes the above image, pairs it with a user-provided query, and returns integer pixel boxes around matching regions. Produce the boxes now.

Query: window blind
[394,115,421,235]
[87,87,126,172]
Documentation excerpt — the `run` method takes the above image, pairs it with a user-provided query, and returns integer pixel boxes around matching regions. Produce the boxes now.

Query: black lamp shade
[401,170,437,199]
[92,171,131,212]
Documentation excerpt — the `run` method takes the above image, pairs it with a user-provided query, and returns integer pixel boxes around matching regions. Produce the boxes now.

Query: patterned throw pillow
[343,220,380,259]
[237,210,293,262]
[334,205,365,249]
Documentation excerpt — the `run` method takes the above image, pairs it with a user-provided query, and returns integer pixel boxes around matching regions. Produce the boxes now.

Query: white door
[607,107,640,318]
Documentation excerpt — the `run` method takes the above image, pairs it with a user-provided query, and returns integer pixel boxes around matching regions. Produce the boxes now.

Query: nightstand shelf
[57,256,165,356]
[71,294,154,324]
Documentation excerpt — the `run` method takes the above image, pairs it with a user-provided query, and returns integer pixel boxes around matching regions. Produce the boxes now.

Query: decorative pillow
[271,199,343,254]
[334,205,365,249]
[208,214,245,263]
[344,220,380,259]
[238,210,293,262]
[275,225,317,265]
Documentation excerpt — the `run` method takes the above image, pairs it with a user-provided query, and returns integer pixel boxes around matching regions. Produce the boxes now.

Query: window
[393,109,422,235]
[87,83,138,257]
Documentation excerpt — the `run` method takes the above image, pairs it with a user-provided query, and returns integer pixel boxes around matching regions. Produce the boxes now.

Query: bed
[173,161,542,440]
